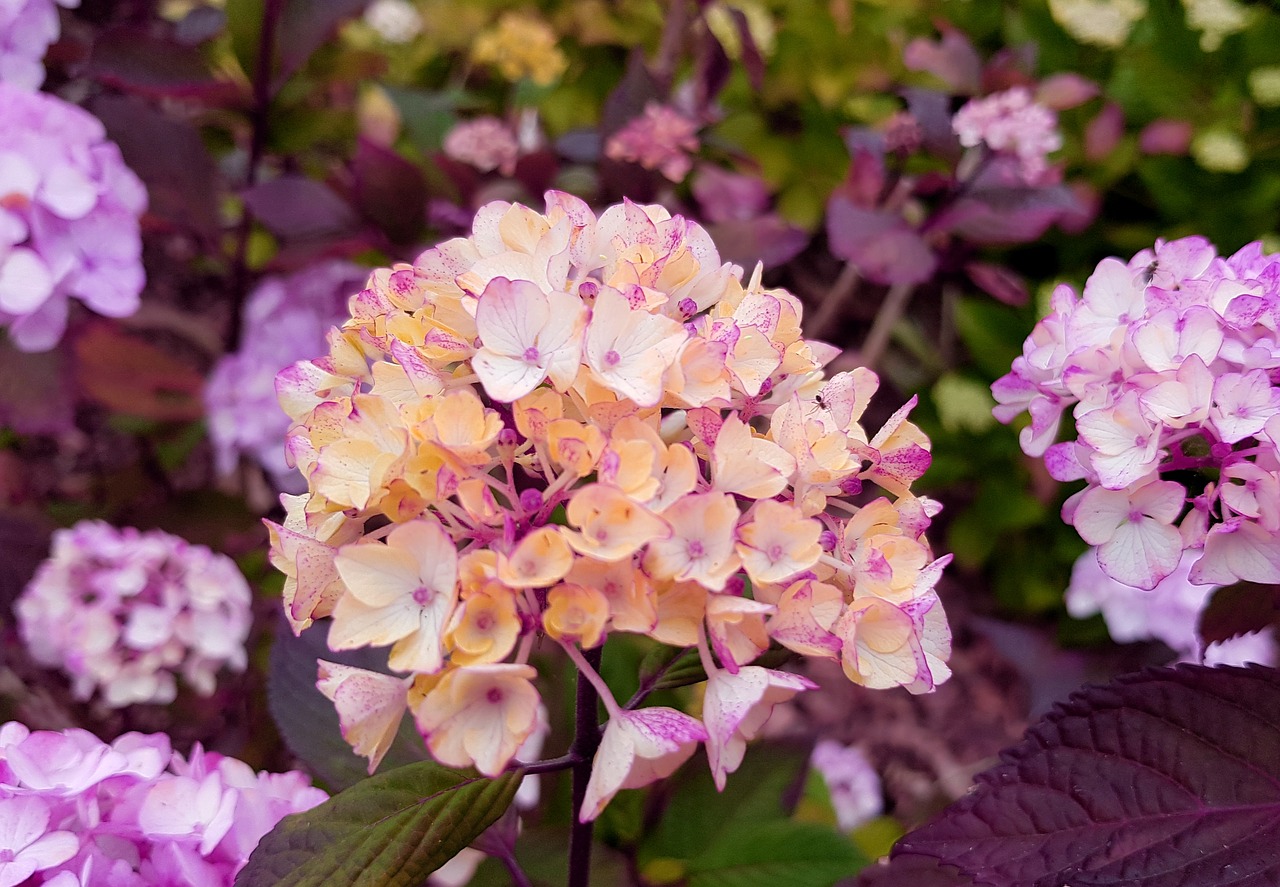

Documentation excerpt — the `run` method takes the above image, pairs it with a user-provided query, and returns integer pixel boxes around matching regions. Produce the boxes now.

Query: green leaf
[951,297,1028,380]
[638,644,705,692]
[383,86,471,153]
[686,820,865,887]
[641,741,811,863]
[234,761,523,887]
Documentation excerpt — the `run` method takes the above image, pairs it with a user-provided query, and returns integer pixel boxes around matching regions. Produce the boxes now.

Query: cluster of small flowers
[442,117,520,177]
[205,260,369,489]
[0,0,77,90]
[604,103,701,182]
[1047,0,1147,49]
[809,740,883,833]
[471,12,567,87]
[0,722,326,887]
[17,521,252,708]
[361,0,422,44]
[993,236,1280,590]
[0,83,146,352]
[269,192,951,821]
[952,86,1063,184]
[1067,547,1276,665]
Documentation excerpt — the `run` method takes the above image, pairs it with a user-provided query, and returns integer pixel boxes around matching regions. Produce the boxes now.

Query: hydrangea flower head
[809,740,883,832]
[443,117,520,176]
[952,87,1063,183]
[361,0,421,44]
[1067,547,1276,665]
[0,83,146,351]
[0,0,78,90]
[0,723,327,885]
[605,103,700,182]
[205,260,368,488]
[994,236,1280,590]
[471,12,567,86]
[270,192,951,820]
[16,521,253,707]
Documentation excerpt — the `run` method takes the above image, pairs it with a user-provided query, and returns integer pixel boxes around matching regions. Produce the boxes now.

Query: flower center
[604,349,622,367]
[412,586,433,606]
[687,540,705,559]
[486,687,504,704]
[523,345,540,362]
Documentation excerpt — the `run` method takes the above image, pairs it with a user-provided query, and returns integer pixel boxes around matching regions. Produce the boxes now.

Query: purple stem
[227,0,284,351]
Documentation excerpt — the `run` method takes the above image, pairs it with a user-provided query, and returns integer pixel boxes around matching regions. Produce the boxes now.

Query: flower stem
[227,0,284,351]
[567,646,604,887]
[859,281,915,371]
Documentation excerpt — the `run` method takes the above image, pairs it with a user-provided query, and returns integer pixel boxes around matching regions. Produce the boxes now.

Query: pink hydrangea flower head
[205,260,368,487]
[604,103,700,182]
[0,723,326,884]
[442,117,520,176]
[15,521,253,707]
[1067,547,1276,665]
[271,191,952,819]
[996,236,1280,590]
[0,0,79,90]
[809,740,883,832]
[0,83,146,351]
[952,86,1063,183]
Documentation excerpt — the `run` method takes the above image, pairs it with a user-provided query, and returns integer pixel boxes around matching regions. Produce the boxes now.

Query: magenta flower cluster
[205,260,367,488]
[0,0,77,90]
[994,236,1280,590]
[604,102,700,182]
[952,86,1063,184]
[0,83,146,351]
[16,521,253,708]
[0,722,326,887]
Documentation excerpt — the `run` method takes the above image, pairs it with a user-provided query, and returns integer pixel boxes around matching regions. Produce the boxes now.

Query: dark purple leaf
[726,6,765,92]
[902,31,981,94]
[838,129,886,208]
[512,149,559,198]
[707,217,808,269]
[242,176,362,242]
[0,337,73,436]
[352,139,426,245]
[695,25,732,108]
[1198,583,1280,648]
[856,854,976,887]
[826,197,936,286]
[275,0,372,84]
[89,95,222,238]
[227,0,371,90]
[174,6,228,45]
[555,129,602,164]
[965,262,1028,306]
[929,184,1079,246]
[601,50,662,137]
[0,510,53,617]
[268,620,428,792]
[902,88,960,159]
[891,664,1280,887]
[88,26,242,103]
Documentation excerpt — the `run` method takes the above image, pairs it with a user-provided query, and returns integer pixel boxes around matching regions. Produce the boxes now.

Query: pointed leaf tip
[235,761,523,887]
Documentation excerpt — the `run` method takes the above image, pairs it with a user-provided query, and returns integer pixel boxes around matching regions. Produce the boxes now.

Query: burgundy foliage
[876,665,1280,887]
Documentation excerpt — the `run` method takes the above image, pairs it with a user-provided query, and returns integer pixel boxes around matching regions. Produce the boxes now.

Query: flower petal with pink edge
[1190,518,1280,586]
[702,666,815,790]
[580,708,706,822]
[413,664,541,777]
[316,661,411,774]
